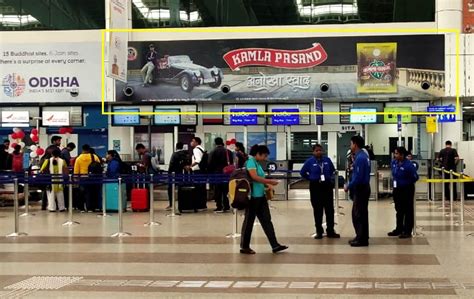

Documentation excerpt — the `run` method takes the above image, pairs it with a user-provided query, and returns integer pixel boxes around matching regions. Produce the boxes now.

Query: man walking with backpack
[208,137,233,213]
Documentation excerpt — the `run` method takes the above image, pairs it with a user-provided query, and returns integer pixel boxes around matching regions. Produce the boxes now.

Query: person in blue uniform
[344,135,371,247]
[300,144,340,239]
[388,147,419,239]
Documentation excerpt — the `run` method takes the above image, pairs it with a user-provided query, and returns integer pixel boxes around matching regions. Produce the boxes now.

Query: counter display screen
[349,108,377,124]
[112,108,140,126]
[229,109,258,125]
[272,108,300,125]
[154,109,180,125]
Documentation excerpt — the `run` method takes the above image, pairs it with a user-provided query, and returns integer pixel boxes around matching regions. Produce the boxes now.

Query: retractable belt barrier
[1,169,472,238]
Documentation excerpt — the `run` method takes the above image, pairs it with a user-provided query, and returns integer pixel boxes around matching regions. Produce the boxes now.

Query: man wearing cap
[141,44,158,87]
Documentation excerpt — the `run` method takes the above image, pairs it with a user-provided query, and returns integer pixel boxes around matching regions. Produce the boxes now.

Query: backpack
[150,154,160,172]
[120,161,132,174]
[223,150,236,175]
[176,150,191,173]
[228,168,252,210]
[196,147,208,172]
[88,154,103,174]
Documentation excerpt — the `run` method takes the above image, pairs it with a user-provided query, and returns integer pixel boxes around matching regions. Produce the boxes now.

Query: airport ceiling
[0,0,435,30]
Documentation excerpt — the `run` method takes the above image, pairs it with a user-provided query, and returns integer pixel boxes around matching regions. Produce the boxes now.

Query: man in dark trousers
[300,144,340,239]
[344,135,371,247]
[438,140,460,200]
[167,142,190,210]
[208,137,233,213]
[388,146,419,239]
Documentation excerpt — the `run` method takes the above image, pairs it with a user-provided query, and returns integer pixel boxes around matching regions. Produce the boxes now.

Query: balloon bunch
[226,138,237,151]
[29,144,44,159]
[58,127,73,135]
[30,128,39,143]
[8,128,26,154]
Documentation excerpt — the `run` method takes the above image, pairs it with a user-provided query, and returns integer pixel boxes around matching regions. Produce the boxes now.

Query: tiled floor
[0,191,473,298]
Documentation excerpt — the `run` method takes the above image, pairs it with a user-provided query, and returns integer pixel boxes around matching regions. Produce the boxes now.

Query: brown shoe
[240,248,256,254]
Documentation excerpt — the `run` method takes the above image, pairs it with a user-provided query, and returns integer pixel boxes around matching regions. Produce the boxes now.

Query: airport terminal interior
[1,0,474,298]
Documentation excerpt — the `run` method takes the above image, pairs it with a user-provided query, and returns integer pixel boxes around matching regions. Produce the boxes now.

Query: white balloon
[30,152,38,158]
[19,142,25,148]
[30,145,38,151]
[13,128,21,133]
[8,148,14,154]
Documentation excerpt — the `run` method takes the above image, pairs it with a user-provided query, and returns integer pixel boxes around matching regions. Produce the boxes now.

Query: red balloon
[31,135,39,143]
[31,128,38,135]
[16,131,25,139]
[58,128,67,134]
[36,148,45,156]
[11,143,18,148]
[11,133,18,139]
[67,127,74,134]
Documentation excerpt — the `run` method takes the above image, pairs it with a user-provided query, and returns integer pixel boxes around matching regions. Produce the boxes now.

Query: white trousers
[141,62,155,84]
[47,190,65,211]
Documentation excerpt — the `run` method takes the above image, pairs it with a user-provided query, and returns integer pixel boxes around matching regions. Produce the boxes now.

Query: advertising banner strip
[223,43,328,71]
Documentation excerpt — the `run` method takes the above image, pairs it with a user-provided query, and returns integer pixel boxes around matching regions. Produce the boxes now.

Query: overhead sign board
[427,105,456,122]
[229,109,258,126]
[42,111,70,126]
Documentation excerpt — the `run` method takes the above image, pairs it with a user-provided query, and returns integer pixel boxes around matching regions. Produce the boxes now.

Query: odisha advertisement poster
[356,42,397,94]
[115,35,444,103]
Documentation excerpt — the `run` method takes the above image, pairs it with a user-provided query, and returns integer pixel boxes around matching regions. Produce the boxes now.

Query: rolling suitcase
[177,170,207,213]
[105,183,127,212]
[131,177,149,212]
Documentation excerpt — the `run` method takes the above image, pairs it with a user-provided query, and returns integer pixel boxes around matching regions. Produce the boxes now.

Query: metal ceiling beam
[194,0,258,26]
[3,0,101,29]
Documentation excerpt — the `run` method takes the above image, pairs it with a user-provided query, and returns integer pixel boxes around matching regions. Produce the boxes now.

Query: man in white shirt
[184,137,207,211]
[191,137,205,172]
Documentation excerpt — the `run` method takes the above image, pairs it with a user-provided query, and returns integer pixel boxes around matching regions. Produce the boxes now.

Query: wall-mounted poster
[0,31,101,103]
[357,43,397,94]
[108,0,129,82]
[116,35,444,103]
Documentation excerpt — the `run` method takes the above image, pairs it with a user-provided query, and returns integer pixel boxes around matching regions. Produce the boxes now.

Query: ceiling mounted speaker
[320,83,329,92]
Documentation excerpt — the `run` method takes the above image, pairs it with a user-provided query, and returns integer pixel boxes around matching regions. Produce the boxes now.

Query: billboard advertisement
[357,43,397,93]
[116,35,444,103]
[0,41,101,103]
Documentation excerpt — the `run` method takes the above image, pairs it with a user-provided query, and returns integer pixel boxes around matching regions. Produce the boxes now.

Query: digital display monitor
[230,109,258,126]
[272,108,300,125]
[154,108,181,125]
[384,107,412,123]
[112,107,140,126]
[349,108,377,124]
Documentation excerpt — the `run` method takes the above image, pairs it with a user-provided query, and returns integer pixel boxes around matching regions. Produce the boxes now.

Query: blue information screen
[112,108,140,126]
[427,105,456,123]
[230,109,258,125]
[272,108,300,125]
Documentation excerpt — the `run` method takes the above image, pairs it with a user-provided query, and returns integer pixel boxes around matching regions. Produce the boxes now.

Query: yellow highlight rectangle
[101,28,460,116]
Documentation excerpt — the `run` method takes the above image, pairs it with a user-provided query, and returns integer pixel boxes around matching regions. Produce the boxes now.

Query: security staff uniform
[391,158,419,236]
[348,149,371,245]
[300,155,337,236]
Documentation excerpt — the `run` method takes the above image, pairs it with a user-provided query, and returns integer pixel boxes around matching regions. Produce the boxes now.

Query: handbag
[223,150,236,175]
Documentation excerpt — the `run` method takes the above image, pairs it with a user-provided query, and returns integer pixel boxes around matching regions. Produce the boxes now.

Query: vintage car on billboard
[156,55,223,92]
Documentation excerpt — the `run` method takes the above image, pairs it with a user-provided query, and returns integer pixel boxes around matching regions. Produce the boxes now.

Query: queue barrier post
[441,167,446,213]
[6,178,28,237]
[145,174,161,227]
[63,174,80,227]
[448,170,455,217]
[20,171,34,217]
[226,208,241,238]
[111,177,132,237]
[167,172,180,217]
[98,177,111,218]
[334,170,344,217]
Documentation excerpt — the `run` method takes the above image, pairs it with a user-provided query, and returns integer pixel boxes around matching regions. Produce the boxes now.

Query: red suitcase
[131,178,149,212]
